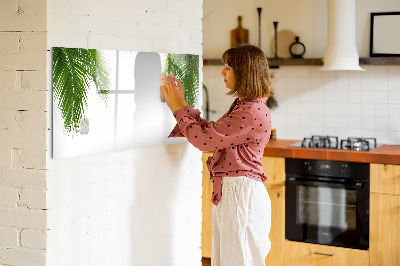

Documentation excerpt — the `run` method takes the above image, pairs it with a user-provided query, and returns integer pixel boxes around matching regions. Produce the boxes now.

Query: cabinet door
[370,193,400,266]
[284,241,369,266]
[264,184,284,266]
[370,163,400,195]
[261,156,285,185]
[202,152,213,258]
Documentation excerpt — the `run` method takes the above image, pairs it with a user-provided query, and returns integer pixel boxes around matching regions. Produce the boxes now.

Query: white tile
[388,91,400,104]
[311,127,324,136]
[310,77,324,90]
[298,67,311,78]
[389,104,400,117]
[336,115,348,128]
[298,77,311,89]
[310,66,324,77]
[374,65,388,78]
[362,65,375,74]
[286,77,299,89]
[361,75,374,91]
[361,129,375,138]
[388,117,400,131]
[323,76,336,91]
[348,70,362,78]
[336,103,349,116]
[311,102,324,114]
[348,90,362,103]
[335,72,349,90]
[374,90,388,104]
[348,103,362,116]
[322,127,337,135]
[374,130,389,144]
[311,114,324,129]
[323,87,336,103]
[361,90,374,104]
[273,76,287,90]
[361,104,374,116]
[375,104,389,117]
[322,70,335,78]
[374,117,389,131]
[285,66,298,77]
[362,116,375,130]
[311,87,323,101]
[349,128,362,137]
[323,103,336,115]
[323,115,336,129]
[286,101,299,115]
[374,78,388,91]
[287,113,300,127]
[388,65,400,76]
[336,128,349,140]
[297,102,312,114]
[273,67,287,78]
[388,131,400,144]
[388,76,400,91]
[336,90,349,103]
[348,116,362,129]
[286,126,301,139]
[348,75,361,90]
[296,127,312,137]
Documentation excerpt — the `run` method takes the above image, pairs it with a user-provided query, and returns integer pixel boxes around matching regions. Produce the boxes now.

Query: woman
[161,44,273,266]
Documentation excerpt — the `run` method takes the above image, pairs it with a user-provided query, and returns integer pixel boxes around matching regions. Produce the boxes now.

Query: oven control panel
[286,158,369,180]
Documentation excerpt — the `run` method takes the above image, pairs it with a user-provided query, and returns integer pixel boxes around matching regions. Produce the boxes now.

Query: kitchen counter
[263,139,400,164]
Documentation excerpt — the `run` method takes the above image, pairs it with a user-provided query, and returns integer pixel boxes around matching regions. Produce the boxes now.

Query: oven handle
[286,177,364,189]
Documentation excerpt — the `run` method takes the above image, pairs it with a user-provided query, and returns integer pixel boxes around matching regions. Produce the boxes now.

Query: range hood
[320,0,365,71]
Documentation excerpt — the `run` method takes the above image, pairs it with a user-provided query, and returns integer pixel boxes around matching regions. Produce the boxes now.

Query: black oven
[285,158,369,250]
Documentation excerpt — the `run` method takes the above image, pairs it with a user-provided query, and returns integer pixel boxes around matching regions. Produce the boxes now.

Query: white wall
[46,0,203,266]
[203,0,400,145]
[0,0,48,265]
[203,0,400,58]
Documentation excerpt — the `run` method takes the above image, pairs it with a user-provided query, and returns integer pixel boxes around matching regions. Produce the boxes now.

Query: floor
[202,257,211,266]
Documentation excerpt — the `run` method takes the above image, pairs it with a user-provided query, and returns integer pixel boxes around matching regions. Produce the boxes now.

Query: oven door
[285,177,369,250]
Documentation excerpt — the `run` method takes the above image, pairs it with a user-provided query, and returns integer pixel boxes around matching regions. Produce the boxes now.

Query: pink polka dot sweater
[168,97,272,206]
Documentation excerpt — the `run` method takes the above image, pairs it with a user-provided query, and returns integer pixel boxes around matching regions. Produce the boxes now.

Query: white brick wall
[46,1,203,266]
[0,0,48,265]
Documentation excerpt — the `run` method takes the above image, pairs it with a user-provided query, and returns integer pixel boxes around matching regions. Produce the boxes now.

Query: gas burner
[301,135,339,149]
[290,136,380,151]
[340,137,377,151]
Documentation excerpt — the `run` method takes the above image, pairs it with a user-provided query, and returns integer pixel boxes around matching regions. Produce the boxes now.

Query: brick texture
[0,0,48,264]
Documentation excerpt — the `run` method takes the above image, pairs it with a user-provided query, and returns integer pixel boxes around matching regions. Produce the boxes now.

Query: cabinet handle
[314,252,335,257]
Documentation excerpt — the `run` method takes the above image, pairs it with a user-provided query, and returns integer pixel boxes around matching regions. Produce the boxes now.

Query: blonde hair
[221,44,273,99]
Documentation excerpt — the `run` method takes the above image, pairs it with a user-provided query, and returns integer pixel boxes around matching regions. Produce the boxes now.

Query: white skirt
[212,176,271,266]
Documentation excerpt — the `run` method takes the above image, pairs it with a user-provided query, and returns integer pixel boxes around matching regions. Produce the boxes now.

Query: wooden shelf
[268,58,323,67]
[359,57,400,65]
[203,57,400,67]
[203,58,323,67]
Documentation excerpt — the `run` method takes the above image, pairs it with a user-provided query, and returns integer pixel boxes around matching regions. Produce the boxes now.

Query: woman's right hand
[170,75,187,108]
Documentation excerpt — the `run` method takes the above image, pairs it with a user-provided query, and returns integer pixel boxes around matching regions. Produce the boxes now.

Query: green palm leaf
[52,47,110,135]
[162,53,199,107]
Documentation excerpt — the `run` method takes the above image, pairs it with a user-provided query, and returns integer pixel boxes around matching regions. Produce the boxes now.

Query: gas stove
[289,135,381,151]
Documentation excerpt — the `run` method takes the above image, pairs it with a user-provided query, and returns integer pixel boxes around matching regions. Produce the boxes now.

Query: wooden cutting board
[231,16,249,48]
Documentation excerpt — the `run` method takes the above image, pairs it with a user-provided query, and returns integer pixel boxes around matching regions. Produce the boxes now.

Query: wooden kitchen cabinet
[370,163,400,195]
[201,154,286,266]
[370,193,400,266]
[370,163,400,266]
[262,156,285,266]
[284,240,369,266]
[264,184,285,266]
[202,152,213,258]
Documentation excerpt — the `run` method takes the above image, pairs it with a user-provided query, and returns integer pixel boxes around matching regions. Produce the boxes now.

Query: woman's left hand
[160,77,185,113]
